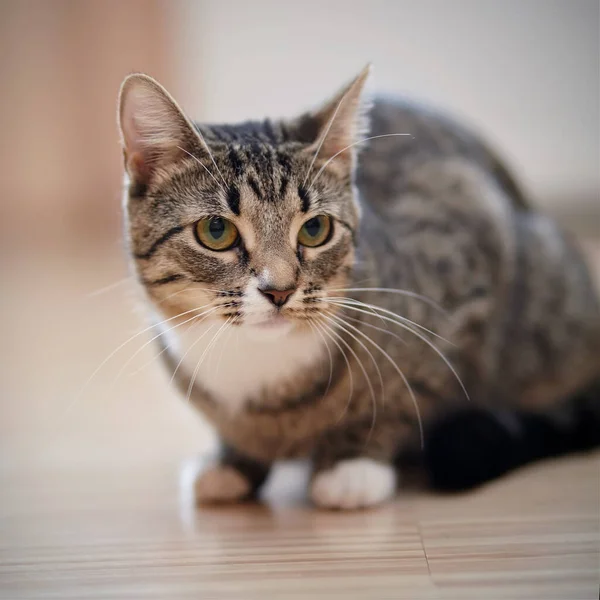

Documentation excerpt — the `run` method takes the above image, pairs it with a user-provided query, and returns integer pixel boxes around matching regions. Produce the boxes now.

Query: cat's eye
[194,217,240,251]
[298,215,332,248]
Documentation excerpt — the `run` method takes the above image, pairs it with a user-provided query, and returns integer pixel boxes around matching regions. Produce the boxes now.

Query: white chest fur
[161,318,327,413]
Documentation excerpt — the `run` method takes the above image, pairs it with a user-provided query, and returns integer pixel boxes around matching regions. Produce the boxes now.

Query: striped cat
[117,66,600,509]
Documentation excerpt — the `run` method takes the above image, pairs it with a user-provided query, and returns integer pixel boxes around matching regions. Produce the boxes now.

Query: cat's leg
[195,443,271,504]
[310,416,409,510]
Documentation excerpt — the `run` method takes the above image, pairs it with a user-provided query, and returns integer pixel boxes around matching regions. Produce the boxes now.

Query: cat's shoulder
[362,94,530,211]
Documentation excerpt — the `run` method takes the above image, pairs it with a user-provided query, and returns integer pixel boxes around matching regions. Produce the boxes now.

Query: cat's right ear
[118,74,206,186]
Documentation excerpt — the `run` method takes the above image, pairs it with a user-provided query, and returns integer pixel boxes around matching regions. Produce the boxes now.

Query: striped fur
[118,68,600,509]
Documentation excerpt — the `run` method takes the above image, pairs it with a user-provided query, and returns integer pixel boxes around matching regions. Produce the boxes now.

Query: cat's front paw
[194,465,252,504]
[310,458,397,510]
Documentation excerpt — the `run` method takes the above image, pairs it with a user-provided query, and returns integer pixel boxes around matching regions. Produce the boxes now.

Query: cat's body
[119,68,600,509]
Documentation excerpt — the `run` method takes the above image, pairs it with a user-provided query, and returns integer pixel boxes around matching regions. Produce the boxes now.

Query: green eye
[195,217,240,251]
[298,215,332,248]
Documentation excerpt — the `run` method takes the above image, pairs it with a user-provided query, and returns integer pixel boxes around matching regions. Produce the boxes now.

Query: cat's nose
[258,286,296,307]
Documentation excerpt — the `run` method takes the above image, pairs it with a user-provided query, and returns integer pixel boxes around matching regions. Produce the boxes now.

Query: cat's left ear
[118,73,209,187]
[305,64,373,177]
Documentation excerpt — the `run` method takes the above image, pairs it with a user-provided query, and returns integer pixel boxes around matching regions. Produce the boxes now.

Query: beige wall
[175,0,599,220]
[1,1,597,249]
[0,0,177,246]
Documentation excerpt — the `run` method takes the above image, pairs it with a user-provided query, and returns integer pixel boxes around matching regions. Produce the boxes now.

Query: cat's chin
[242,315,296,341]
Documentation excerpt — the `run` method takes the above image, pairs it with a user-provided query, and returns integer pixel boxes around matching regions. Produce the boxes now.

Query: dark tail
[423,378,600,491]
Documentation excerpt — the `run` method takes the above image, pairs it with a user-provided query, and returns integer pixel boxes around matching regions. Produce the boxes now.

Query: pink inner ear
[127,150,151,182]
[306,70,371,174]
[120,84,174,182]
[121,100,152,181]
[121,90,147,156]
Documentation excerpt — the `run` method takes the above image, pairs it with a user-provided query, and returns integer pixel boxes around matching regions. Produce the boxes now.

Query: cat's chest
[163,319,326,412]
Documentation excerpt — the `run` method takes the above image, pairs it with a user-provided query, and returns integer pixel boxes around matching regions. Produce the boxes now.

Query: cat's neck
[159,316,327,412]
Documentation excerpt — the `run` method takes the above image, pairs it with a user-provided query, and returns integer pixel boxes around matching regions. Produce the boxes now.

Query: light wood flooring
[1,241,598,599]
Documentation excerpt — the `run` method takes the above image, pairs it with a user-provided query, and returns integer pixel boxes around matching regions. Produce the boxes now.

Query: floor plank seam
[416,521,435,586]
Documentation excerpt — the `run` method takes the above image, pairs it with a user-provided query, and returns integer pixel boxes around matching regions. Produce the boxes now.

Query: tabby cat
[117,66,600,509]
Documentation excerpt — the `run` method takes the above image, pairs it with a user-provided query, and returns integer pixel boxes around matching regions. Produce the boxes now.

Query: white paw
[310,458,397,510]
[194,465,251,504]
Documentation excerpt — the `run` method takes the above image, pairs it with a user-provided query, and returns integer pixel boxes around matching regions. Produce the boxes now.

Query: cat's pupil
[304,218,321,237]
[209,218,225,239]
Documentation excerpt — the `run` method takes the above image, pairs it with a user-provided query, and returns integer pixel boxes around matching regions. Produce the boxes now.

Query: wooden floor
[1,240,599,599]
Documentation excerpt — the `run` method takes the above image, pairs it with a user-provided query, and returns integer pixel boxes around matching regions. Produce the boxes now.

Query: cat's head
[118,67,371,338]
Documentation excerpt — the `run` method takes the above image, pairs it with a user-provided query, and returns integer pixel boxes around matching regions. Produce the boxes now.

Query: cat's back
[356,96,528,212]
[356,96,600,406]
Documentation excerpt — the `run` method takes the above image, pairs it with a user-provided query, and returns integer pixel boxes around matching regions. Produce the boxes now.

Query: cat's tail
[422,377,600,491]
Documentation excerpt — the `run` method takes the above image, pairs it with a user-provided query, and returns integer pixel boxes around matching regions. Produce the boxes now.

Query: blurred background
[0,0,598,464]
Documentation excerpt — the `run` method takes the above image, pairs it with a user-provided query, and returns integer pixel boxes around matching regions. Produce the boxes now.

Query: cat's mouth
[243,312,296,339]
[253,313,290,329]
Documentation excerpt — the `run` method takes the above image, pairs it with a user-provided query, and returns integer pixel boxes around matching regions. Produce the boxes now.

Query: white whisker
[63,304,216,421]
[329,294,388,328]
[317,318,377,436]
[324,301,470,402]
[309,320,334,399]
[302,92,349,187]
[193,129,228,187]
[308,133,413,191]
[324,309,423,447]
[214,322,234,379]
[185,318,232,404]
[177,145,226,192]
[116,305,220,383]
[155,286,243,307]
[322,311,385,401]
[343,313,407,345]
[314,321,353,424]
[169,322,218,386]
[155,285,200,306]
[113,313,217,385]
[86,276,134,298]
[326,297,453,346]
[327,287,447,315]
[322,312,384,441]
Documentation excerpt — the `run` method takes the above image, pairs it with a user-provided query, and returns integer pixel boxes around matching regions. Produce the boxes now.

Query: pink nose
[259,287,295,307]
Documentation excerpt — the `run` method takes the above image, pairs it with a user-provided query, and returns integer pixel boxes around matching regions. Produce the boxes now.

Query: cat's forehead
[198,118,316,147]
[234,158,311,236]
[222,142,299,187]
[208,139,318,220]
[198,120,312,186]
[144,123,352,228]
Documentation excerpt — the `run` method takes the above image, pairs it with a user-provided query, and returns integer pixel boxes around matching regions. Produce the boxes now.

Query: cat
[117,65,600,510]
